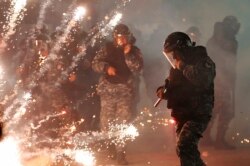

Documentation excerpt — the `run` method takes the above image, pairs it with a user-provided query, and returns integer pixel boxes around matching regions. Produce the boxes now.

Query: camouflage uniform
[23,34,73,139]
[162,46,215,166]
[92,41,143,149]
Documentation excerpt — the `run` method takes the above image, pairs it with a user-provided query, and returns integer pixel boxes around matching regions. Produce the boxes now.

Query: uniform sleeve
[91,46,109,73]
[182,57,216,88]
[124,47,143,73]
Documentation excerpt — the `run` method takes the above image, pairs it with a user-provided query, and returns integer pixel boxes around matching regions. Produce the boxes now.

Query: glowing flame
[74,150,96,166]
[73,6,87,21]
[0,137,22,166]
[169,119,176,124]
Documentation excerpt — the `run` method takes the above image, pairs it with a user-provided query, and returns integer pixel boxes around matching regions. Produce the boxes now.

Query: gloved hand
[156,86,166,99]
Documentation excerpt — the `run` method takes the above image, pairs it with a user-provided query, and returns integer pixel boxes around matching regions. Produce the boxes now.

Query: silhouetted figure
[205,15,240,149]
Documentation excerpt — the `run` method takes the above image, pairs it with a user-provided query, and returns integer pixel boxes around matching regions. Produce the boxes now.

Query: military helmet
[164,32,193,53]
[113,24,131,37]
[223,15,239,25]
[222,15,240,34]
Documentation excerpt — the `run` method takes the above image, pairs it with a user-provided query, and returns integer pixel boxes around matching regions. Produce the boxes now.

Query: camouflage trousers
[205,87,235,141]
[28,84,73,139]
[212,88,235,132]
[176,119,209,166]
[97,78,133,152]
[214,86,235,119]
[97,78,133,131]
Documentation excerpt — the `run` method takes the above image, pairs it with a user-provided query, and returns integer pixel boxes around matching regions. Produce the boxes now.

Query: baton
[154,88,167,107]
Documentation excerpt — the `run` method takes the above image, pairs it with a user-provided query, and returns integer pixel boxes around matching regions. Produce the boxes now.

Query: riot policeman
[157,32,215,166]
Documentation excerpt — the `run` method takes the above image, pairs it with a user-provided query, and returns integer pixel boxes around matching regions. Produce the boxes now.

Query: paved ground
[24,127,250,166]
[124,148,250,166]
[95,129,250,166]
[24,146,250,166]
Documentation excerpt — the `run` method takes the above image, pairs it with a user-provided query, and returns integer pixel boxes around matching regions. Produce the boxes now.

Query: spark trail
[37,0,54,28]
[3,0,27,41]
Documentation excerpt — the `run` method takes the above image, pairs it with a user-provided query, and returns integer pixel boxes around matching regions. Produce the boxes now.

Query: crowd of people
[0,1,241,165]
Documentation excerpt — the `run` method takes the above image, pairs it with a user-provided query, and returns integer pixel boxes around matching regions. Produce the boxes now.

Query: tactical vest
[104,42,132,84]
[166,47,214,117]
